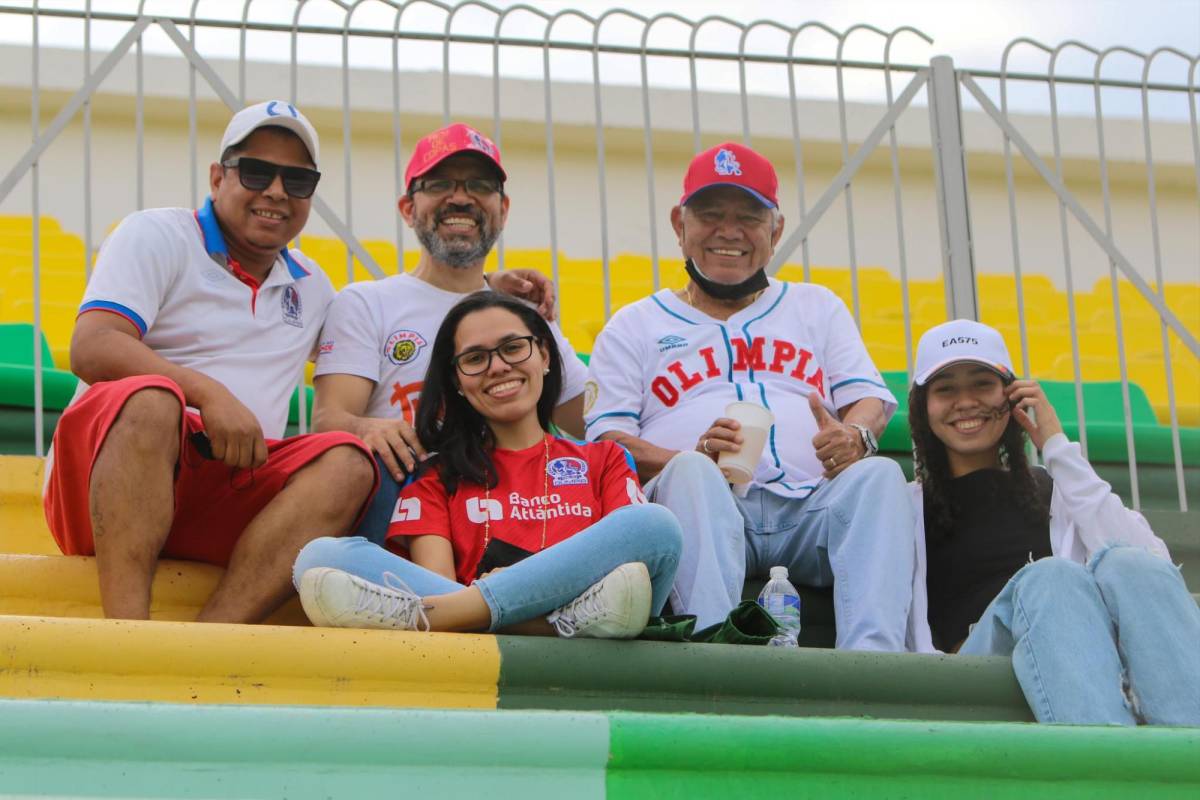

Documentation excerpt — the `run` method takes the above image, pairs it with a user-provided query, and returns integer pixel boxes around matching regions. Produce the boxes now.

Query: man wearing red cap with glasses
[44,101,377,623]
[585,142,918,651]
[313,123,589,543]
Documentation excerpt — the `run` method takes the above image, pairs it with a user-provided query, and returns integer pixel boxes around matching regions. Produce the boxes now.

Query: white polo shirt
[71,197,333,438]
[314,272,587,424]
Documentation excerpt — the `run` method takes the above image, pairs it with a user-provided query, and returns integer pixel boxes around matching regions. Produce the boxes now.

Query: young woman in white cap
[906,318,1199,725]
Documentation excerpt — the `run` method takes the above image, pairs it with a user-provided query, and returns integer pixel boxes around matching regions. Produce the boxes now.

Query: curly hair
[908,381,1048,531]
[414,291,563,495]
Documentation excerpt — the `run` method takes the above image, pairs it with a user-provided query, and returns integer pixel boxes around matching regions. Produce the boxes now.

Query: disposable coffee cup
[718,401,774,485]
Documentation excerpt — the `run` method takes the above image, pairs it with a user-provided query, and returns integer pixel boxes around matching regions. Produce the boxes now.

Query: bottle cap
[769,566,789,580]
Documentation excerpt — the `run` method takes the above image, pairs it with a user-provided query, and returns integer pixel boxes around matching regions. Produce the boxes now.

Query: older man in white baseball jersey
[584,142,918,651]
[45,102,376,623]
[313,123,588,541]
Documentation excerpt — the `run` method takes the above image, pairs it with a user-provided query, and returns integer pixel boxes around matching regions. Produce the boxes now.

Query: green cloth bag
[639,600,780,645]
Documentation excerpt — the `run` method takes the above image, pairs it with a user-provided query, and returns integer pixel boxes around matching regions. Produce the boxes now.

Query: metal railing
[0,1,1196,513]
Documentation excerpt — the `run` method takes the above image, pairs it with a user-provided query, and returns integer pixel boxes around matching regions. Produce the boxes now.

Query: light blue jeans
[959,546,1200,725]
[294,503,683,632]
[644,451,915,651]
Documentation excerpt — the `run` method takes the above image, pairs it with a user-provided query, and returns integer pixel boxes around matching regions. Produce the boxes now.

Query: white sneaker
[298,568,430,631]
[547,562,652,639]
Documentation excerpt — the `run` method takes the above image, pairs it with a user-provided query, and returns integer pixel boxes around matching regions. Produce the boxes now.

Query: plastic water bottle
[757,566,801,648]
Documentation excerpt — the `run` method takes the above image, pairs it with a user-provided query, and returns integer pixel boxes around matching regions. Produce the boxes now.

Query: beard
[413,203,500,269]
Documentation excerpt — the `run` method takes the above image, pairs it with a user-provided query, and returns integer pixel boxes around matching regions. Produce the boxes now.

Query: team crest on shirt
[547,457,589,487]
[384,329,428,365]
[714,148,742,176]
[281,286,303,327]
[583,380,599,415]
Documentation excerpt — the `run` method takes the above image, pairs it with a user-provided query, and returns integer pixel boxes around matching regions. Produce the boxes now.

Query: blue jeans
[644,451,915,651]
[294,503,683,632]
[959,546,1200,725]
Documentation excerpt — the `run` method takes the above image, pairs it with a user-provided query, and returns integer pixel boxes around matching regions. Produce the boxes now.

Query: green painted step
[1,700,1196,799]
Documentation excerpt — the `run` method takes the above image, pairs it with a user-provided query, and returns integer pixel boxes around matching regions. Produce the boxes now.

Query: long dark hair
[908,380,1047,530]
[415,291,563,494]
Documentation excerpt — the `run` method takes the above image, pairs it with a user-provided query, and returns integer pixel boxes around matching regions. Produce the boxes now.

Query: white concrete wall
[0,42,1196,291]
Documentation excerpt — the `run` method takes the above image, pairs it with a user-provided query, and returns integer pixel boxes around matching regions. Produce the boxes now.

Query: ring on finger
[702,438,712,454]
[827,455,837,468]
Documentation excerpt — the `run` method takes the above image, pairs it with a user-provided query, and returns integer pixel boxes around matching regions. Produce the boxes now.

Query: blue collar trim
[196,197,309,280]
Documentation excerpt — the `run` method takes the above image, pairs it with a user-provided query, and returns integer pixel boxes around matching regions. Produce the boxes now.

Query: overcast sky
[4,0,1197,117]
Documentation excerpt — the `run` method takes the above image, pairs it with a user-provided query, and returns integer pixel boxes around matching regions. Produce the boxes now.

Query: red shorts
[44,375,377,566]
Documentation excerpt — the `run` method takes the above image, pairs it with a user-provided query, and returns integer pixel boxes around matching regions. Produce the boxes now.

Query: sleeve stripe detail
[78,300,148,336]
[584,411,640,433]
[830,376,889,392]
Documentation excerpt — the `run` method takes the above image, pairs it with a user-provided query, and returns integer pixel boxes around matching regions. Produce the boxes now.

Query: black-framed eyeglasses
[453,335,537,376]
[411,177,502,199]
[221,156,321,199]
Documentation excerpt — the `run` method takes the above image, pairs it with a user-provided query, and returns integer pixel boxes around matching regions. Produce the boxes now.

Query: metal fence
[0,1,1196,512]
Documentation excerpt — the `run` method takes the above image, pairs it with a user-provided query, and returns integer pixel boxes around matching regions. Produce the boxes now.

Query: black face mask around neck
[684,258,769,302]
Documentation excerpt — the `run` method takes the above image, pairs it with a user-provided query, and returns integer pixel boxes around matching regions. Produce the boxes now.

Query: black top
[924,468,1053,651]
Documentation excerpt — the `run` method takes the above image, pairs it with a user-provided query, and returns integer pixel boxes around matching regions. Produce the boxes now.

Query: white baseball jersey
[314,272,588,424]
[71,198,333,439]
[584,279,896,499]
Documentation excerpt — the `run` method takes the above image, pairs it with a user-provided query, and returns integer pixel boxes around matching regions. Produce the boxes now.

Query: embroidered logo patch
[384,329,428,365]
[714,148,742,176]
[318,340,334,355]
[467,130,498,158]
[281,286,303,327]
[657,334,688,353]
[583,380,599,415]
[547,456,589,487]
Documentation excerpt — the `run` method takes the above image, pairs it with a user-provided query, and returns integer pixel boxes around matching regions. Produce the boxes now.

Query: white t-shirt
[584,279,896,499]
[71,199,333,439]
[314,272,588,423]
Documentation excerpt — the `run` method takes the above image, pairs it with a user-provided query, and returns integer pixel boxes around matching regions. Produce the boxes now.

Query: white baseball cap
[219,100,320,168]
[913,319,1016,386]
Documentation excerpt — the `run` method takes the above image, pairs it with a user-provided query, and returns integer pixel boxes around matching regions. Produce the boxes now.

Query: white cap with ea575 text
[219,100,320,168]
[913,319,1016,386]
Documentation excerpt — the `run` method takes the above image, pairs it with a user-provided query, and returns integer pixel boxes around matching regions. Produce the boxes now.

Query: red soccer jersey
[386,435,646,585]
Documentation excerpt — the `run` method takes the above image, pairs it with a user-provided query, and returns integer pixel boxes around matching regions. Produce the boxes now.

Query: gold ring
[702,439,712,454]
[828,456,837,468]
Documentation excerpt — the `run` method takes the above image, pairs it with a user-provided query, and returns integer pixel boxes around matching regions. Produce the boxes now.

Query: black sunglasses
[222,156,321,199]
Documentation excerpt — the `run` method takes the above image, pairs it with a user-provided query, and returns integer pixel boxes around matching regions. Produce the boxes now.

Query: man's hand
[695,417,743,464]
[196,382,268,470]
[358,416,428,482]
[809,392,864,479]
[1007,379,1063,451]
[489,268,557,321]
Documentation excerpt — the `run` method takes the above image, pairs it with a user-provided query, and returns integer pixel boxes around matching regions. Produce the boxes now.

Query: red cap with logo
[404,123,506,190]
[680,142,778,209]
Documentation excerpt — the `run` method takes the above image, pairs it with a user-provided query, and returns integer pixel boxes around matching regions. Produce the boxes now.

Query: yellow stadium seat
[0,215,62,233]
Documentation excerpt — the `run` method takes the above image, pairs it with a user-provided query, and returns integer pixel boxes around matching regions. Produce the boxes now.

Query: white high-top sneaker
[299,568,430,631]
[547,562,652,639]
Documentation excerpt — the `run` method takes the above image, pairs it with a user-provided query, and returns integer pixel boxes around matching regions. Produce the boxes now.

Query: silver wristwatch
[849,423,879,457]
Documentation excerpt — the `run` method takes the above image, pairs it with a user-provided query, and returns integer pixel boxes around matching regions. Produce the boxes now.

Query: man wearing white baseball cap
[44,101,377,623]
[585,142,917,651]
[906,319,1199,724]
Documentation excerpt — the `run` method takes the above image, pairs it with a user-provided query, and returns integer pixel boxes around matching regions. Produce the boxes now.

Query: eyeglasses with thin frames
[411,177,503,199]
[221,156,321,199]
[453,335,537,376]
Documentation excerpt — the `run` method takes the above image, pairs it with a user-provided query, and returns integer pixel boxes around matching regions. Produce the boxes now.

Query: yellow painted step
[0,614,500,709]
[0,554,308,625]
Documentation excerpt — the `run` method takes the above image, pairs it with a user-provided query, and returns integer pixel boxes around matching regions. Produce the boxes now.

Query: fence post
[927,55,977,320]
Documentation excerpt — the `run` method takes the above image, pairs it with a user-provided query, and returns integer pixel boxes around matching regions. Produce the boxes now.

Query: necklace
[481,433,551,555]
[684,282,764,313]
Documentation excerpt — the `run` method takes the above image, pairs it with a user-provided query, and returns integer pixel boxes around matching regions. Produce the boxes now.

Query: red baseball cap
[680,142,778,209]
[404,123,506,190]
